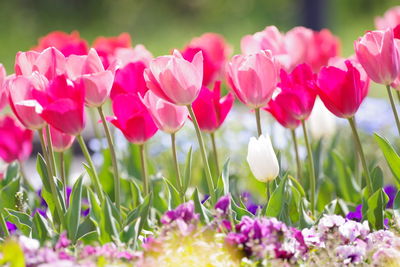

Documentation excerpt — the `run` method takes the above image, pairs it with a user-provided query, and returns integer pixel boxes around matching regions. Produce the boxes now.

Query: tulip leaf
[299,198,314,228]
[99,198,119,244]
[6,209,32,236]
[3,162,19,185]
[222,158,230,196]
[288,175,305,197]
[36,154,51,192]
[371,166,384,193]
[0,178,19,210]
[66,175,83,242]
[125,194,152,227]
[32,212,52,244]
[393,191,400,219]
[76,216,96,242]
[192,188,210,223]
[88,188,102,226]
[183,146,193,193]
[163,177,181,208]
[374,133,400,186]
[367,188,389,230]
[265,176,288,218]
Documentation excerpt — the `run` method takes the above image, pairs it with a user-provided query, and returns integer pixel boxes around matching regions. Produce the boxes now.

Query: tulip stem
[266,181,271,203]
[171,133,184,202]
[0,212,9,238]
[60,152,67,205]
[77,135,105,203]
[45,125,58,178]
[290,129,302,180]
[38,129,66,229]
[139,144,149,195]
[348,117,372,194]
[254,108,262,137]
[301,120,316,215]
[210,132,220,176]
[396,91,400,105]
[187,105,216,203]
[97,106,121,212]
[386,85,400,136]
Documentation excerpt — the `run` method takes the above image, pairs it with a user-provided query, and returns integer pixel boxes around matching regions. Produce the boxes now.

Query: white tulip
[246,134,279,182]
[308,98,337,139]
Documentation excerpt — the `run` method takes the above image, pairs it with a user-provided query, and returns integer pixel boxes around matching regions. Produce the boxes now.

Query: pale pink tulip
[375,6,400,30]
[0,64,8,111]
[227,50,278,109]
[355,28,400,85]
[144,50,203,106]
[114,45,153,68]
[141,90,188,133]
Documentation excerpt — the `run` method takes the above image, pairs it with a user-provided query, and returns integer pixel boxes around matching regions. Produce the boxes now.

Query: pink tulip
[43,125,75,153]
[0,116,33,163]
[317,60,369,118]
[33,75,85,135]
[306,29,340,72]
[114,45,153,68]
[66,48,114,107]
[8,74,47,130]
[110,93,157,144]
[144,50,203,106]
[93,33,132,68]
[15,47,66,80]
[34,31,88,57]
[227,50,278,109]
[355,29,400,85]
[182,33,231,86]
[265,64,317,127]
[141,90,188,134]
[0,64,8,111]
[375,6,400,30]
[110,61,148,99]
[192,81,234,132]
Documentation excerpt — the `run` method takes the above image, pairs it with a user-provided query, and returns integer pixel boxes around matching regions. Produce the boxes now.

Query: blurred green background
[0,0,398,72]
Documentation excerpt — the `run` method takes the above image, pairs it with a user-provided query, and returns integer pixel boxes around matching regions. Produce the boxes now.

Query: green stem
[38,129,66,229]
[187,105,216,203]
[45,125,57,178]
[171,133,184,202]
[266,181,271,203]
[0,212,9,238]
[291,129,302,180]
[210,132,220,176]
[396,90,400,105]
[60,152,67,205]
[301,120,316,215]
[77,135,104,202]
[348,117,373,194]
[139,144,149,195]
[254,108,262,137]
[97,106,121,211]
[386,85,400,136]
[89,108,102,140]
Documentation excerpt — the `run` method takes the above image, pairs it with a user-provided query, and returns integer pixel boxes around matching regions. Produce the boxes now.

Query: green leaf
[393,192,400,219]
[367,188,389,229]
[288,175,305,197]
[299,198,314,228]
[192,188,210,223]
[125,194,152,227]
[88,188,102,226]
[323,199,349,216]
[36,154,51,191]
[265,176,288,217]
[6,210,32,236]
[182,146,193,192]
[0,178,20,210]
[371,166,384,193]
[32,212,52,244]
[163,178,181,208]
[66,175,83,242]
[374,133,400,185]
[99,198,119,244]
[221,158,230,196]
[231,199,253,221]
[332,151,360,202]
[76,217,96,241]
[3,162,19,185]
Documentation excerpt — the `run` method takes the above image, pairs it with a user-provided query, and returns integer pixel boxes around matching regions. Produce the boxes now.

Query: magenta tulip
[144,50,203,106]
[306,29,340,72]
[192,81,234,132]
[141,90,188,134]
[110,94,158,144]
[43,125,75,153]
[110,61,148,99]
[317,60,369,118]
[355,29,400,85]
[33,75,86,135]
[182,33,231,86]
[0,116,33,163]
[66,48,114,107]
[8,74,47,130]
[34,31,88,57]
[227,50,278,109]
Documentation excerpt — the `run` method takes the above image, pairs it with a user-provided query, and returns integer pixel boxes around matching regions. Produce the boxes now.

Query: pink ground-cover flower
[375,6,400,30]
[33,31,88,57]
[43,125,75,153]
[317,60,369,118]
[182,33,231,86]
[110,61,148,99]
[144,50,203,106]
[227,50,278,109]
[33,75,86,135]
[355,28,400,85]
[8,73,47,130]
[0,116,33,163]
[192,81,234,132]
[110,93,157,144]
[141,90,187,134]
[66,48,114,107]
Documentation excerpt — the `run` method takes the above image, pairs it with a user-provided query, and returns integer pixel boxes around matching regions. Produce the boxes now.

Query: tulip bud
[308,98,337,139]
[246,134,279,182]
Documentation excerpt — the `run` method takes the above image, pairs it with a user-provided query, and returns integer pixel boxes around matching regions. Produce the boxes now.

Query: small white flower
[246,134,279,182]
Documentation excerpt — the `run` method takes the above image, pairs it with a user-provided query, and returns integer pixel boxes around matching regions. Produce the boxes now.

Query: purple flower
[346,204,363,222]
[55,232,71,250]
[161,201,199,236]
[384,185,397,209]
[215,195,230,215]
[241,192,261,215]
[201,194,210,204]
[6,221,17,234]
